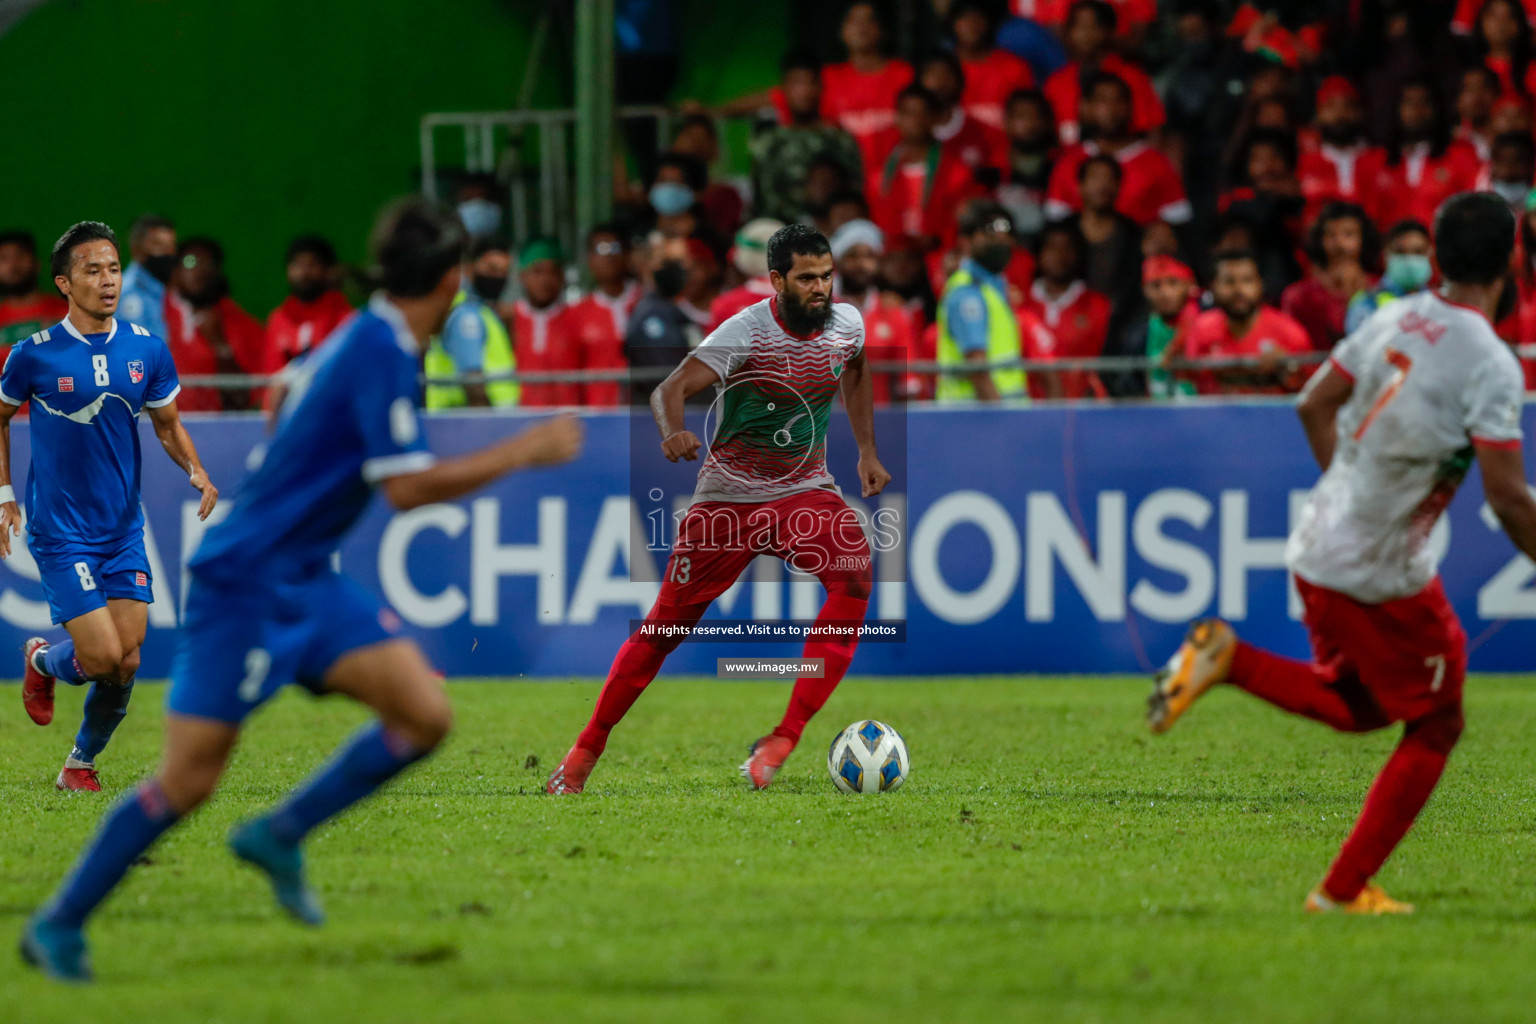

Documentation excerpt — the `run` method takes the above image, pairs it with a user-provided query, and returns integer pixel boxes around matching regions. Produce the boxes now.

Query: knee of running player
[1406,702,1464,755]
[389,682,454,752]
[75,637,126,681]
[112,646,141,686]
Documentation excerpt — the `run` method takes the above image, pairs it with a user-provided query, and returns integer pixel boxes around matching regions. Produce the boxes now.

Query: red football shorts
[660,488,873,604]
[1296,576,1467,723]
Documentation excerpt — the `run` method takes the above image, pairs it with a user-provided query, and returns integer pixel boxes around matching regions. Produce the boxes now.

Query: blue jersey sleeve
[439,305,486,372]
[143,338,182,408]
[0,341,30,407]
[943,285,991,355]
[356,348,435,485]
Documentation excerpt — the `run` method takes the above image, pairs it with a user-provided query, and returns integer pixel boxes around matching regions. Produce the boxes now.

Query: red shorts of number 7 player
[1148,194,1536,915]
[548,226,890,794]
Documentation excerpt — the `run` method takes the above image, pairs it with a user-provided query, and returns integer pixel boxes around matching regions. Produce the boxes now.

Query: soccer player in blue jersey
[0,221,218,791]
[20,199,584,982]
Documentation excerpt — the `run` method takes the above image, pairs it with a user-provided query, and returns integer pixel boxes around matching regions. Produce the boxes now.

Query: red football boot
[56,759,102,793]
[546,745,599,795]
[21,637,54,726]
[739,734,796,790]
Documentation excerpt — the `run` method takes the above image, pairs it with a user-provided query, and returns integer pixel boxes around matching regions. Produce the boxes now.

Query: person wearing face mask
[117,214,175,342]
[1345,220,1434,334]
[424,235,519,410]
[164,237,272,412]
[453,173,504,241]
[626,235,703,405]
[267,235,353,365]
[936,201,1031,401]
[649,154,705,233]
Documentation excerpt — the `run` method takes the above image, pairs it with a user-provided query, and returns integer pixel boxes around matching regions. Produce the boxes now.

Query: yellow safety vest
[425,291,519,409]
[936,265,1026,400]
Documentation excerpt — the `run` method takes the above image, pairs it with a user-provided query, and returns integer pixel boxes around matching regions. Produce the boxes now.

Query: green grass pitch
[3,675,1536,1023]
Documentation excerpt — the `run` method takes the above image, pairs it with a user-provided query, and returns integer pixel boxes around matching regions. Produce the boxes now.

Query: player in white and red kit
[1147,194,1536,915]
[547,225,891,794]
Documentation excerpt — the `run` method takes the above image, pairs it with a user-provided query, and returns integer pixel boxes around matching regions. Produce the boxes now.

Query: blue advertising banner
[1,404,1534,678]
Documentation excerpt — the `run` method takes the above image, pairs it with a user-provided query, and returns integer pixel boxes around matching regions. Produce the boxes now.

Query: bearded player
[548,224,891,794]
[1148,193,1536,914]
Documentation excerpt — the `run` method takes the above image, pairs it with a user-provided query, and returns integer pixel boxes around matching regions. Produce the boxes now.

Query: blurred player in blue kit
[0,221,218,792]
[21,200,585,982]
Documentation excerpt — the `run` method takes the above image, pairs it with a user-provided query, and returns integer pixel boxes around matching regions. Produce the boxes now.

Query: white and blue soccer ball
[827,720,909,793]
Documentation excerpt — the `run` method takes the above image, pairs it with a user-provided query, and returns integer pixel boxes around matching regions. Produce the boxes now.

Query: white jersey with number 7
[1287,290,1526,604]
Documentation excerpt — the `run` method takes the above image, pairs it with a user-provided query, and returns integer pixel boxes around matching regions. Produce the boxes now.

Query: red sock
[1322,706,1462,901]
[1228,642,1388,732]
[773,590,869,745]
[576,601,707,755]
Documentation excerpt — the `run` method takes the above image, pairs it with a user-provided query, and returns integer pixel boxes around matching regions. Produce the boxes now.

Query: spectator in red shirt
[1298,77,1388,230]
[1281,202,1379,351]
[1370,78,1484,232]
[266,235,352,365]
[1185,249,1311,394]
[865,85,982,257]
[510,239,579,408]
[997,89,1058,237]
[915,51,1007,175]
[0,229,68,351]
[950,0,1035,131]
[1043,1,1165,147]
[1456,65,1503,163]
[710,218,783,330]
[1045,72,1190,227]
[823,1,914,169]
[164,237,271,412]
[1474,0,1536,98]
[668,114,745,242]
[831,217,917,401]
[1019,220,1112,399]
[569,225,640,407]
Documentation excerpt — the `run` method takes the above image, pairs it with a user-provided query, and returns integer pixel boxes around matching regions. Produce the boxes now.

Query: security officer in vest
[936,200,1026,401]
[425,235,519,409]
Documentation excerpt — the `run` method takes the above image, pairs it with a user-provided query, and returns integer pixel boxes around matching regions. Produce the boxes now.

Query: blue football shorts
[32,531,153,625]
[165,568,403,724]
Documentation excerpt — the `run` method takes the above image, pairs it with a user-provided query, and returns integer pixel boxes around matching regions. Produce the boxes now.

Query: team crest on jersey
[57,377,73,392]
[135,572,148,587]
[128,360,145,384]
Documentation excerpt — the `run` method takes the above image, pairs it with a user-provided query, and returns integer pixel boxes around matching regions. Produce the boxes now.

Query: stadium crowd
[4,0,1536,407]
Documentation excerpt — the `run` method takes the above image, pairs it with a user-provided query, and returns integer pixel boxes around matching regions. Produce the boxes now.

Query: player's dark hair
[918,50,966,91]
[0,229,38,254]
[1434,192,1516,286]
[958,199,1014,236]
[1077,152,1124,184]
[179,236,225,267]
[285,233,337,266]
[50,221,118,280]
[1492,129,1536,168]
[781,50,823,77]
[1385,219,1431,246]
[767,223,832,276]
[896,83,942,114]
[1083,70,1133,105]
[1305,202,1381,273]
[654,152,708,192]
[1068,0,1118,33]
[1211,248,1260,276]
[128,214,174,252]
[371,198,469,298]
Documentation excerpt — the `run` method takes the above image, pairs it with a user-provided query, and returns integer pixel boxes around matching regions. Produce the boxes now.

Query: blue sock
[265,723,429,845]
[42,640,90,686]
[44,782,179,928]
[71,678,134,764]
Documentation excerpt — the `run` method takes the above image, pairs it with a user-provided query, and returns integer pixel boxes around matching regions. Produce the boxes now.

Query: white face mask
[457,198,503,238]
[1492,181,1532,209]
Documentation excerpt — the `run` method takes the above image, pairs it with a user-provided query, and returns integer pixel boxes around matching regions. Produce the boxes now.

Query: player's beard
[780,290,832,335]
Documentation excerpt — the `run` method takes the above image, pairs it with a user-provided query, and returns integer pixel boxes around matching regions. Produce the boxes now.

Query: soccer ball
[827,720,909,793]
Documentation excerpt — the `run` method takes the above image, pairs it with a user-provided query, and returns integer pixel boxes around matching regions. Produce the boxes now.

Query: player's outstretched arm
[380,414,584,511]
[147,401,219,521]
[651,357,720,463]
[838,350,891,498]
[1477,442,1536,563]
[1296,362,1353,472]
[0,401,21,558]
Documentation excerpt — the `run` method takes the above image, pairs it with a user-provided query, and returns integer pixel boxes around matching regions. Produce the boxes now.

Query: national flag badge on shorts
[128,360,145,384]
[57,377,73,392]
[135,571,148,587]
